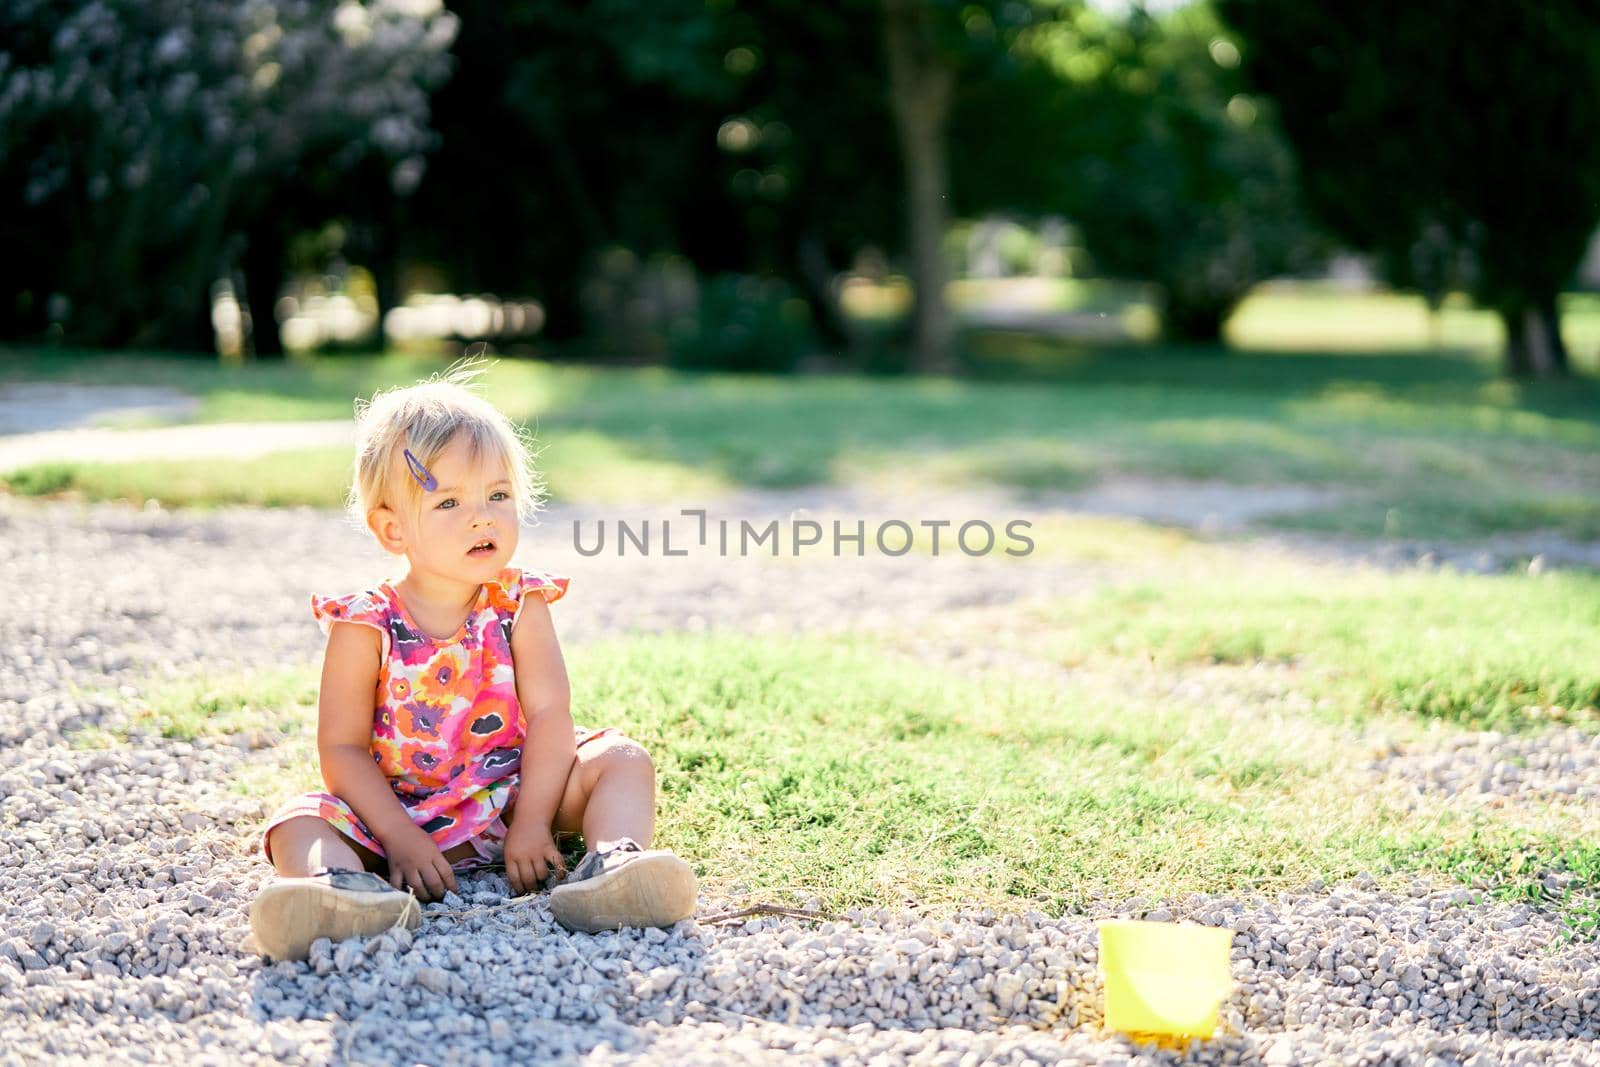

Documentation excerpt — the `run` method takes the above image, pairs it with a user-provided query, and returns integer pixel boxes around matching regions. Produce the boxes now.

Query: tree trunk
[1536,294,1569,376]
[1159,289,1234,344]
[368,210,402,352]
[882,0,957,375]
[1499,295,1569,379]
[795,230,851,348]
[145,169,234,355]
[154,284,218,354]
[528,106,607,344]
[537,270,587,343]
[373,254,400,350]
[242,226,285,358]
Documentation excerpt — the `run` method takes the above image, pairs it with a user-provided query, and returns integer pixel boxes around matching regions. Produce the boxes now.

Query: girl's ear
[367,506,407,555]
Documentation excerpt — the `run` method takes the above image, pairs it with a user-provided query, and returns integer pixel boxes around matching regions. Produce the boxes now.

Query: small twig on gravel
[713,1000,809,1031]
[698,903,846,925]
[338,1019,372,1067]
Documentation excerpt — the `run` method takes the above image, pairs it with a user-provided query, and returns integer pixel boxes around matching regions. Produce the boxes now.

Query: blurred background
[3,0,1598,380]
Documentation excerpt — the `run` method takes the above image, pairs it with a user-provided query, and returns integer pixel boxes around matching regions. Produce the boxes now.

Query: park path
[0,380,351,472]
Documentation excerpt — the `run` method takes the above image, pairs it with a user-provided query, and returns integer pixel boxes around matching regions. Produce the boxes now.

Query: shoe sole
[549,851,698,934]
[249,878,421,962]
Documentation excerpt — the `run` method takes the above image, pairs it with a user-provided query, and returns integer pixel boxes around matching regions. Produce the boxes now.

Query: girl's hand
[504,821,567,897]
[381,822,458,903]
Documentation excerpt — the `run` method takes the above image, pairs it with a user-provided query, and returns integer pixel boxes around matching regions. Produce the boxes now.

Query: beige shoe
[548,839,697,934]
[249,867,421,962]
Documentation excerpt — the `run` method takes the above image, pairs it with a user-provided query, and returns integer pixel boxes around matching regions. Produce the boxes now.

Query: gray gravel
[3,494,1600,1065]
[1377,728,1600,806]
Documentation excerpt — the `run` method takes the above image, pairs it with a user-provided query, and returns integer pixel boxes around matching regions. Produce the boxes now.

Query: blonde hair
[348,359,544,532]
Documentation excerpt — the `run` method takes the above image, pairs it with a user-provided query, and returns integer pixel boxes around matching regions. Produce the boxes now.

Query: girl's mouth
[468,539,497,558]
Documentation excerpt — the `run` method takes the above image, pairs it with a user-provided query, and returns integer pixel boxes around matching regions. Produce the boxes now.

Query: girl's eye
[491,491,510,501]
[437,499,457,510]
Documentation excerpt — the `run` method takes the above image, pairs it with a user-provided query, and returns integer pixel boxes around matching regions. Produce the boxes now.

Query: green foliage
[1217,0,1600,374]
[952,3,1325,342]
[668,274,815,373]
[0,0,456,348]
[409,0,903,347]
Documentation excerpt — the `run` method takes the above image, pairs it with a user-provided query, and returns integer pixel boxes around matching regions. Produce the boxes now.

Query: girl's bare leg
[540,738,693,932]
[252,817,419,961]
[537,736,658,853]
[577,741,657,852]
[266,816,386,878]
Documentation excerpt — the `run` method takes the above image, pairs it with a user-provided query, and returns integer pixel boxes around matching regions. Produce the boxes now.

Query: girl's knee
[572,739,652,796]
[581,735,654,788]
[266,816,325,854]
[266,816,383,874]
[599,735,654,769]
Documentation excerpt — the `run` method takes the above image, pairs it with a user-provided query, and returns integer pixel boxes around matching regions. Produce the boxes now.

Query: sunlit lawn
[4,284,1600,539]
[945,277,1600,357]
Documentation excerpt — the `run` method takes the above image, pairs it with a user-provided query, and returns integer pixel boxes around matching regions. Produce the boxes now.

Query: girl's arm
[317,621,417,844]
[509,597,576,833]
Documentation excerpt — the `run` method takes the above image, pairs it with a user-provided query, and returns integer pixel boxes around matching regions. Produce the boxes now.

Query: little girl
[248,363,696,962]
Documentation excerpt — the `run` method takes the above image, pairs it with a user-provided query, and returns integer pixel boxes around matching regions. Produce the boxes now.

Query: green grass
[1023,555,1600,730]
[2,435,727,511]
[74,633,1391,912]
[1266,488,1600,542]
[5,328,1600,538]
[1228,288,1600,357]
[68,589,1600,924]
[585,634,1351,911]
[7,450,356,510]
[6,283,1600,528]
[1383,830,1600,945]
[69,666,320,744]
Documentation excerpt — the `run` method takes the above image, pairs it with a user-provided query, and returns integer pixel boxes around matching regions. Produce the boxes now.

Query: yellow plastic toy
[1097,919,1235,1038]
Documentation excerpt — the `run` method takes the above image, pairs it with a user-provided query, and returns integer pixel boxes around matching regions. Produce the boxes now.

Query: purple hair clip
[403,448,438,491]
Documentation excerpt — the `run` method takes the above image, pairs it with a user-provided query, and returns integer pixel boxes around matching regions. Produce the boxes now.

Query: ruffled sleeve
[486,566,569,621]
[311,590,392,658]
[518,568,569,606]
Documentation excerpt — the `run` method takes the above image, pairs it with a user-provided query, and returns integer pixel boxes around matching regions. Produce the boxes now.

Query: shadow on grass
[4,337,1598,517]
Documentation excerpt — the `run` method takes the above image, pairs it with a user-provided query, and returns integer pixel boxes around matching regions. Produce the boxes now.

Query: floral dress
[260,567,615,873]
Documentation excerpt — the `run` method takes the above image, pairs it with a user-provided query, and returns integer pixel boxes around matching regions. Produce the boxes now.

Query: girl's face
[391,431,520,585]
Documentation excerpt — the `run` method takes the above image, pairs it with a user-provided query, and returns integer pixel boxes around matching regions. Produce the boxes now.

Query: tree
[1216,0,1600,377]
[388,1,1086,372]
[0,0,456,351]
[685,0,903,354]
[409,0,904,357]
[950,3,1325,343]
[881,0,961,372]
[877,0,1081,373]
[408,2,892,363]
